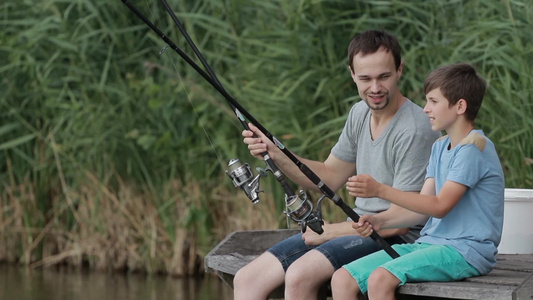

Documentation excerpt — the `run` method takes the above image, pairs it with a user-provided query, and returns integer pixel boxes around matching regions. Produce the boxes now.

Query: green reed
[0,0,531,275]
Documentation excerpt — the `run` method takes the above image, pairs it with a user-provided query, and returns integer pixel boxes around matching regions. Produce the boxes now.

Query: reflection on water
[0,264,233,300]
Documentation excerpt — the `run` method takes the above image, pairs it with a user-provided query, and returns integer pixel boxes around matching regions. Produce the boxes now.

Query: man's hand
[302,225,330,246]
[301,221,358,246]
[346,174,382,198]
[242,123,273,159]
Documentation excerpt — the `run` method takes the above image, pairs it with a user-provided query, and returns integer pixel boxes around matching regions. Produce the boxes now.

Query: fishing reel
[225,158,267,204]
[226,158,325,234]
[285,191,325,234]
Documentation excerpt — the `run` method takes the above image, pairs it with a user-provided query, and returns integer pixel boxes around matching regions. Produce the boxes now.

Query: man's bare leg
[284,250,335,300]
[233,251,285,300]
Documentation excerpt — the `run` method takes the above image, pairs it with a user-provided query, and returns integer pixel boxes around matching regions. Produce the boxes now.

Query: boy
[330,63,505,300]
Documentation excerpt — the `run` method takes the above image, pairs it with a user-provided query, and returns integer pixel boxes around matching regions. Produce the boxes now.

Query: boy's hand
[346,174,381,198]
[352,215,379,238]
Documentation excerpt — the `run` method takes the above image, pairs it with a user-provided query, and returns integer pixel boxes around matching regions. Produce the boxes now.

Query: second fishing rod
[121,0,400,259]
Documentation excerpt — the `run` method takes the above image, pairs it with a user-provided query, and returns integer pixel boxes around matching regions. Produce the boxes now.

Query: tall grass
[0,0,531,275]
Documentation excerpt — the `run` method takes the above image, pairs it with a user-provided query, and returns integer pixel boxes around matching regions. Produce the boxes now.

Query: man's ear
[348,66,356,82]
[397,61,404,79]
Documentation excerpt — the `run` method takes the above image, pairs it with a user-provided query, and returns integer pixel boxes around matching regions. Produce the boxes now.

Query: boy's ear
[457,98,468,115]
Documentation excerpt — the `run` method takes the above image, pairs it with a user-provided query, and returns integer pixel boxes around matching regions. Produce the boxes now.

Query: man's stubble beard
[364,94,390,111]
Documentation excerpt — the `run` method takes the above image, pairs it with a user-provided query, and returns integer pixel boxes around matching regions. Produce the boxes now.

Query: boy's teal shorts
[343,243,480,294]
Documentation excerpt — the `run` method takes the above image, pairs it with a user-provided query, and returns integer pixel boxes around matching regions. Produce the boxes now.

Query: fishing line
[162,52,228,169]
[114,0,228,170]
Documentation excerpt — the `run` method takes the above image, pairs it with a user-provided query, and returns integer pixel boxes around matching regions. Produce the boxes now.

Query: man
[233,30,441,300]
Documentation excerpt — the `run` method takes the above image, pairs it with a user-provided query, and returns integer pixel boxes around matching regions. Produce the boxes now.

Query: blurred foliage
[0,0,531,274]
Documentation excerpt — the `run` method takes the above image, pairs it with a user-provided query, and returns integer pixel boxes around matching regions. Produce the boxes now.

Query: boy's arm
[354,204,430,235]
[352,183,433,235]
[348,176,467,218]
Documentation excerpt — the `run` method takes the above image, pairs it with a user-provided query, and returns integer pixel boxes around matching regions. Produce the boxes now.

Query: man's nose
[370,80,380,93]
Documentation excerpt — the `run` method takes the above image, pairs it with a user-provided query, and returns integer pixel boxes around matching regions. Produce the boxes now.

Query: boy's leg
[367,267,401,300]
[339,243,481,299]
[379,243,481,286]
[284,234,402,300]
[331,267,363,300]
[342,247,400,295]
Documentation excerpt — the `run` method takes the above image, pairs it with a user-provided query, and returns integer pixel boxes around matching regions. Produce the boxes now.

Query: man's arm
[302,219,410,246]
[243,123,355,192]
[369,204,429,231]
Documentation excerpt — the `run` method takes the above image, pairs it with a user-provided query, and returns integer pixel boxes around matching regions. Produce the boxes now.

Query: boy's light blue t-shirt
[418,130,505,275]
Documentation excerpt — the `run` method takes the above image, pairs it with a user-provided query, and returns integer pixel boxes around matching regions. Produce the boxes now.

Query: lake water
[0,264,233,300]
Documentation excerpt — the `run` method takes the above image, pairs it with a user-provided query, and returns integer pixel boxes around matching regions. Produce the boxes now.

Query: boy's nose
[423,102,430,113]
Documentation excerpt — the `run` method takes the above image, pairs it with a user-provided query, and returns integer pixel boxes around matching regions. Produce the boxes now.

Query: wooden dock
[205,229,533,300]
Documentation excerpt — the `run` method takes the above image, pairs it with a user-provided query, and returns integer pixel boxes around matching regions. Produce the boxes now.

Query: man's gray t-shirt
[331,99,440,220]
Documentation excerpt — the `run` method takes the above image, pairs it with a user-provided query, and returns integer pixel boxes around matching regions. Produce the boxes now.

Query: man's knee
[285,252,332,287]
[285,262,311,287]
[233,266,250,289]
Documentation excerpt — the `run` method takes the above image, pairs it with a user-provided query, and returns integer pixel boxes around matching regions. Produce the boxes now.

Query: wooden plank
[465,269,531,286]
[206,229,298,256]
[206,254,255,276]
[495,254,533,272]
[205,230,533,299]
[204,229,299,287]
[398,281,515,299]
[514,273,533,300]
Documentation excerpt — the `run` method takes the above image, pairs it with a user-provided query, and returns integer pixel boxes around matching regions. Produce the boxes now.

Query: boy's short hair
[347,30,402,72]
[424,63,486,121]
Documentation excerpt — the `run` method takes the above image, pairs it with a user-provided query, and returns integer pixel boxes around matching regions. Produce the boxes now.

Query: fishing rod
[121,0,400,259]
[121,0,324,235]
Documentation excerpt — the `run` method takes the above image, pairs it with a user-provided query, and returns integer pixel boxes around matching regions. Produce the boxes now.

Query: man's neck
[371,94,406,124]
[370,94,406,140]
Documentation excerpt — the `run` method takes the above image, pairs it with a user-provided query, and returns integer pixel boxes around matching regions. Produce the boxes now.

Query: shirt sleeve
[331,103,367,162]
[391,129,436,192]
[447,144,485,187]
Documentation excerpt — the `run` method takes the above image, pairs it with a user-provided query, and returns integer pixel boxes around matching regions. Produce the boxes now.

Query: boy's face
[350,48,402,111]
[424,88,458,132]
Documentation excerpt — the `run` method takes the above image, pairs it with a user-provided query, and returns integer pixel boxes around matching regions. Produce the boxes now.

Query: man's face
[350,48,402,111]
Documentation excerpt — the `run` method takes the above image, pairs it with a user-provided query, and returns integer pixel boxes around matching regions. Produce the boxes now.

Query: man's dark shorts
[267,232,409,271]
